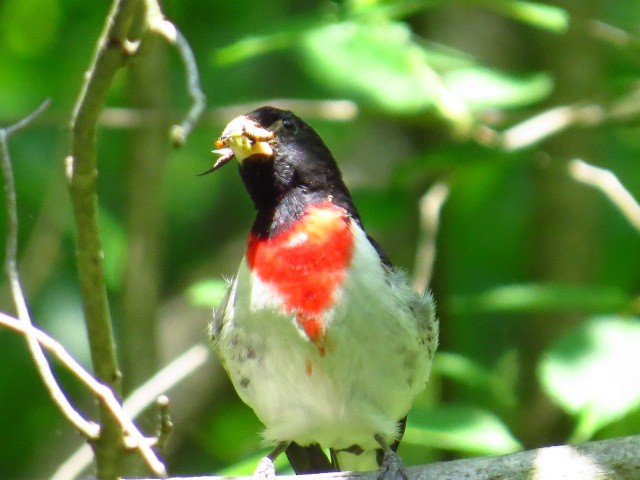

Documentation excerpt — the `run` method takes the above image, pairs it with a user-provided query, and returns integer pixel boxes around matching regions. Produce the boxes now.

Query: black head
[242,107,348,206]
[214,106,359,234]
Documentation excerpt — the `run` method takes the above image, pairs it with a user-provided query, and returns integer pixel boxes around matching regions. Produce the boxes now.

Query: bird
[207,106,438,479]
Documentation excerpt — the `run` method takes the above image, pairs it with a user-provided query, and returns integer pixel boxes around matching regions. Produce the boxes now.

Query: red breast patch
[246,201,354,346]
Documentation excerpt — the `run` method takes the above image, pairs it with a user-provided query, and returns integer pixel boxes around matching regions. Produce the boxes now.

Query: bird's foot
[374,434,409,480]
[378,449,409,480]
[253,456,276,480]
[253,441,289,480]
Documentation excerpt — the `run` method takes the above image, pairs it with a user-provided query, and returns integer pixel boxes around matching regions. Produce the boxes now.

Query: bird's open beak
[201,115,275,176]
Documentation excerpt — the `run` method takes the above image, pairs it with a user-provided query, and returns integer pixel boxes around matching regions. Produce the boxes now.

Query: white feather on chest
[213,220,437,451]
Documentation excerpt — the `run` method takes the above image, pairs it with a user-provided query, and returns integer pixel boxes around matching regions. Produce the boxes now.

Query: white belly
[213,223,437,451]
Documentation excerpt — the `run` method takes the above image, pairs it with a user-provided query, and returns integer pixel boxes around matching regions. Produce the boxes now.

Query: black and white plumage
[208,106,438,476]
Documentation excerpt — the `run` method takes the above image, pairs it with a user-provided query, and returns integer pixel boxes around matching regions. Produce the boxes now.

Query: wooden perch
[113,434,640,480]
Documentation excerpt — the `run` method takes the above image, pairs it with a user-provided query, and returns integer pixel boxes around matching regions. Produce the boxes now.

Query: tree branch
[143,0,206,146]
[1,100,357,132]
[568,159,640,235]
[413,182,449,295]
[474,88,640,152]
[0,311,167,478]
[52,344,210,480]
[2,100,169,478]
[1,100,98,438]
[67,0,206,475]
[100,434,640,480]
[67,1,146,477]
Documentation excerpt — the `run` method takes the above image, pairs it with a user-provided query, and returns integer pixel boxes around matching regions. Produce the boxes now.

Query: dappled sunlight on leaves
[405,403,523,455]
[538,315,640,442]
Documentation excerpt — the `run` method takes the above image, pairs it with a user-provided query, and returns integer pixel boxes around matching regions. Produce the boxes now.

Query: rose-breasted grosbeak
[208,106,438,478]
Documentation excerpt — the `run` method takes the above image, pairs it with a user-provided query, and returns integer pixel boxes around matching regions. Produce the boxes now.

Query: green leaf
[444,68,553,110]
[303,21,438,114]
[212,14,320,65]
[405,404,523,455]
[216,17,552,120]
[187,279,229,308]
[303,20,551,121]
[484,0,569,33]
[450,283,631,315]
[538,315,640,441]
[347,0,444,18]
[214,31,297,65]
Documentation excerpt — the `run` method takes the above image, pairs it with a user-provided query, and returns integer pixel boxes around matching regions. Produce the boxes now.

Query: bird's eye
[281,117,296,132]
[268,117,298,135]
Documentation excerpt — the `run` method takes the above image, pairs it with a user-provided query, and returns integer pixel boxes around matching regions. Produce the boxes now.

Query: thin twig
[568,159,640,234]
[144,0,206,146]
[413,182,450,295]
[586,20,640,53]
[494,103,604,151]
[51,344,210,480]
[123,344,210,417]
[0,311,173,479]
[2,100,358,131]
[474,86,640,151]
[0,100,98,438]
[212,99,359,123]
[3,100,52,136]
[168,30,207,146]
[155,395,173,450]
[99,100,356,129]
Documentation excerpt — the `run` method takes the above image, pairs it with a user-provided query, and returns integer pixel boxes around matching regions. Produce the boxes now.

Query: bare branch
[144,0,206,146]
[167,29,207,146]
[474,87,640,152]
[413,182,449,295]
[91,434,640,480]
[0,311,174,479]
[98,101,357,129]
[215,99,359,123]
[65,0,207,475]
[52,344,210,480]
[587,20,640,53]
[0,100,98,439]
[3,101,357,132]
[68,0,181,476]
[155,394,173,450]
[67,1,145,478]
[124,344,210,417]
[3,100,52,136]
[568,159,640,235]
[499,104,604,151]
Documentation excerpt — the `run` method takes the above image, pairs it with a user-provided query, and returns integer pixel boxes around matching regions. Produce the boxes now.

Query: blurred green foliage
[539,315,640,443]
[1,0,640,478]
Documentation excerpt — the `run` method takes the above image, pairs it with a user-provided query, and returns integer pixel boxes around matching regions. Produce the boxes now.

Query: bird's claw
[253,456,277,480]
[374,434,409,480]
[378,449,409,480]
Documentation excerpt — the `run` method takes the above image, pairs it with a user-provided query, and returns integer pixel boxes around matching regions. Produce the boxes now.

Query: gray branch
[108,434,640,480]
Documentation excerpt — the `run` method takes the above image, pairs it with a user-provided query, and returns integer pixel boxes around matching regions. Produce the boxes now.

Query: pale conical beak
[202,115,275,175]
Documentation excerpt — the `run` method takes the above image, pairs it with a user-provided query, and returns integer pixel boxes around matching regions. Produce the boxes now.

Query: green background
[1,0,640,478]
